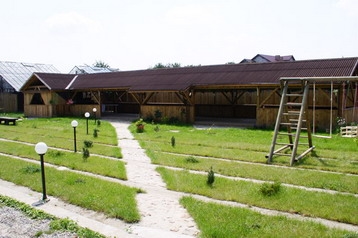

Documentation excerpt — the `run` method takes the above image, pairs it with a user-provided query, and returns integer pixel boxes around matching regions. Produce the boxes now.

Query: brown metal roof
[21,73,76,91]
[22,57,358,92]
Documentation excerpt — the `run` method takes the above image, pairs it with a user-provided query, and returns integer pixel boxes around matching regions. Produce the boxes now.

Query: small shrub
[207,167,215,187]
[135,118,145,133]
[97,120,101,126]
[171,136,176,147]
[154,125,160,132]
[185,156,199,163]
[93,128,99,138]
[48,150,64,157]
[82,148,90,161]
[83,140,93,148]
[260,181,282,196]
[21,165,40,174]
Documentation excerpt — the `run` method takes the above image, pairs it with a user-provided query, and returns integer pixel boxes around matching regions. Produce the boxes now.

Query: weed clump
[260,181,282,196]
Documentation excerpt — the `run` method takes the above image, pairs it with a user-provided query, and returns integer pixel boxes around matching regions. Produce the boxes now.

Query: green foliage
[171,136,176,147]
[185,156,199,163]
[93,60,110,68]
[97,120,101,126]
[93,128,99,138]
[48,150,64,157]
[82,148,90,161]
[259,181,282,196]
[207,167,215,187]
[154,125,160,132]
[0,156,140,222]
[157,167,358,225]
[0,195,54,220]
[180,196,352,238]
[21,165,40,174]
[135,118,145,133]
[49,218,105,237]
[83,140,93,148]
[0,141,126,179]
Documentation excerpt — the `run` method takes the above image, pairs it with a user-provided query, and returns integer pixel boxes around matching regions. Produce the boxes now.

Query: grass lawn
[132,122,358,236]
[0,115,139,223]
[181,196,355,238]
[0,155,140,222]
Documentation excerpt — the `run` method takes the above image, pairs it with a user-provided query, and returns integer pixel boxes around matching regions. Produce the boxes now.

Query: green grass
[180,196,355,238]
[133,123,358,173]
[0,117,121,158]
[0,155,140,222]
[158,167,358,225]
[0,140,127,180]
[149,151,358,194]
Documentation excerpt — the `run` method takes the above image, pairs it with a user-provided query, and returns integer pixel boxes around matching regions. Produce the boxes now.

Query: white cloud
[44,11,101,35]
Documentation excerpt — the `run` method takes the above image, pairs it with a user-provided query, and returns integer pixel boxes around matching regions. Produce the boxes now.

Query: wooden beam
[259,87,280,108]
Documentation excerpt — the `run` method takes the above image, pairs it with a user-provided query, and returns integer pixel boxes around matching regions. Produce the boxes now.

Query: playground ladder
[266,79,315,166]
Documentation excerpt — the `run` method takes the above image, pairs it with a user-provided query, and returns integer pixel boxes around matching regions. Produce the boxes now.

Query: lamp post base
[32,198,50,207]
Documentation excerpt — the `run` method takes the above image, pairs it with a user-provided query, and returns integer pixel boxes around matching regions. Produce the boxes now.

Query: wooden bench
[0,117,18,125]
[340,126,358,138]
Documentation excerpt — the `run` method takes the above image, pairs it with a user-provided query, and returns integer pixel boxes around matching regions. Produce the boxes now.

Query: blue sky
[1,0,357,72]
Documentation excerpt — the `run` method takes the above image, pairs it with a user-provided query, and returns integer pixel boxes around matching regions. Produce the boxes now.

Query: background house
[240,54,295,63]
[69,65,119,74]
[0,61,60,112]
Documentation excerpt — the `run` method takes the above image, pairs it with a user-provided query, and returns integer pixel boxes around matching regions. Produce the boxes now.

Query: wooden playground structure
[266,76,358,166]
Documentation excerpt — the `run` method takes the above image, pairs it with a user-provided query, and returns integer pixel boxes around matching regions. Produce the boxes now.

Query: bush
[260,181,282,196]
[93,129,99,138]
[207,167,215,187]
[82,148,90,161]
[171,136,176,147]
[83,140,93,148]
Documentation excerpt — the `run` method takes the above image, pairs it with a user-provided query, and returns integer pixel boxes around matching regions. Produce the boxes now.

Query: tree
[151,62,182,69]
[93,60,110,68]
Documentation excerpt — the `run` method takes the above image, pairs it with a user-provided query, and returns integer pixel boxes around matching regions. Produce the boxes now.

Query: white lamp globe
[85,112,90,118]
[93,108,97,112]
[35,142,48,155]
[71,120,78,127]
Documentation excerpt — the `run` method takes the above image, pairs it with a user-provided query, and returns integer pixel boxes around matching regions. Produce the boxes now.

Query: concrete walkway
[107,117,199,237]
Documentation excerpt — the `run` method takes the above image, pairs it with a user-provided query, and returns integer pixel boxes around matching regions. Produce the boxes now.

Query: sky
[1,0,358,73]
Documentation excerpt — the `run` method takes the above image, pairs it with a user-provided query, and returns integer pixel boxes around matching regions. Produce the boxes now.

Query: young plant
[82,148,90,162]
[93,129,99,138]
[207,166,215,187]
[171,136,176,147]
[83,140,93,148]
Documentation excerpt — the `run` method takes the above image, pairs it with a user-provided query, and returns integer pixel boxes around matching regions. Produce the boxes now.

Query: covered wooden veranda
[20,57,358,129]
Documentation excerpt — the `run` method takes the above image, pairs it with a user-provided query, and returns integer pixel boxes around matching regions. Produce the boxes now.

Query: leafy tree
[93,60,110,68]
[151,62,182,69]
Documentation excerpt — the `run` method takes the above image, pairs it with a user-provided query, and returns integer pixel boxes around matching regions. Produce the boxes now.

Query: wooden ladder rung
[278,132,308,138]
[283,111,300,116]
[281,122,298,126]
[273,153,291,157]
[286,93,303,97]
[275,142,309,146]
[285,102,302,106]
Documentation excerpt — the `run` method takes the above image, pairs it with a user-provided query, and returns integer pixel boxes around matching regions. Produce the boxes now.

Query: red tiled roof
[22,57,358,92]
